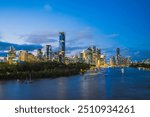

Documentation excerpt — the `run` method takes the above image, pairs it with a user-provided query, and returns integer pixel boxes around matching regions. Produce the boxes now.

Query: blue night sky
[0,0,150,60]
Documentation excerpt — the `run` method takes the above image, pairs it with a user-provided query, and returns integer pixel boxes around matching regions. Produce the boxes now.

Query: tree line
[0,62,90,80]
[130,63,150,68]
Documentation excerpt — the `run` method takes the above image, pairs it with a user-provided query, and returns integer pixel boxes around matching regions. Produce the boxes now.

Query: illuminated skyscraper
[110,56,116,67]
[116,48,120,66]
[59,32,65,63]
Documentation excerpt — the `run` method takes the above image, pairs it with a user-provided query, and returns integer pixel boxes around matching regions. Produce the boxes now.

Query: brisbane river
[0,68,150,100]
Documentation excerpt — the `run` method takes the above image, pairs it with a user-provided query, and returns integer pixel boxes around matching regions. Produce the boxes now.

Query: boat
[138,67,141,70]
[25,73,33,84]
[121,68,124,74]
[82,68,101,79]
[17,79,20,82]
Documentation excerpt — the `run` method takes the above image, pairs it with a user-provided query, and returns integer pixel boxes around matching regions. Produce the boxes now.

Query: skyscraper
[59,32,65,63]
[45,45,52,60]
[19,50,28,62]
[91,46,96,53]
[79,52,83,63]
[116,48,120,66]
[116,48,120,57]
[37,49,43,60]
[97,48,101,55]
[7,46,16,64]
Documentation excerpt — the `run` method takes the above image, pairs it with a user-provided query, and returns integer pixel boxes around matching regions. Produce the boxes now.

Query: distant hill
[0,52,7,57]
[0,41,42,51]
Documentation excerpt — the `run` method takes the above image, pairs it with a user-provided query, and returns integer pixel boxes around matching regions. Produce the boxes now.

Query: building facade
[59,32,65,63]
[7,46,16,64]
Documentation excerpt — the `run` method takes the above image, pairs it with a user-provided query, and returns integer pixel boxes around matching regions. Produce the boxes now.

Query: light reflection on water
[0,68,150,100]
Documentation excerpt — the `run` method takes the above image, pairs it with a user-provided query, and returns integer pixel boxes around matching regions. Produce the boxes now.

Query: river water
[0,68,150,100]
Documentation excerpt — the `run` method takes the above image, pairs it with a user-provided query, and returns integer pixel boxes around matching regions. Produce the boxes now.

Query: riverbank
[130,63,150,70]
[0,62,90,80]
[0,67,150,100]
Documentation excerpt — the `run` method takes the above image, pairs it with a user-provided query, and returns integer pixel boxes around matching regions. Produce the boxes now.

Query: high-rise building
[79,52,83,63]
[91,46,96,53]
[97,48,101,55]
[109,48,131,67]
[95,48,101,67]
[116,48,120,56]
[110,56,116,67]
[19,51,36,62]
[7,46,16,64]
[45,45,52,60]
[27,53,37,62]
[86,47,92,64]
[59,32,65,63]
[19,50,28,62]
[100,54,106,67]
[116,48,120,66]
[37,49,43,60]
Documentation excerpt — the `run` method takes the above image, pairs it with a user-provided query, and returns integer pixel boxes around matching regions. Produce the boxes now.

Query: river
[0,68,150,100]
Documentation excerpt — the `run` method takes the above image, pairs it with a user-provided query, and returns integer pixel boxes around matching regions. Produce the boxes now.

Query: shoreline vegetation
[1,62,149,80]
[130,63,150,70]
[0,62,90,80]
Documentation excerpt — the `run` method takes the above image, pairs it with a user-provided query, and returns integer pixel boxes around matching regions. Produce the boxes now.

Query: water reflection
[0,68,150,100]
[80,68,107,99]
[56,78,67,99]
[105,68,112,99]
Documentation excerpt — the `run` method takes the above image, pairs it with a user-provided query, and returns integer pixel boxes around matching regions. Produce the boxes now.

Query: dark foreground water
[0,68,150,100]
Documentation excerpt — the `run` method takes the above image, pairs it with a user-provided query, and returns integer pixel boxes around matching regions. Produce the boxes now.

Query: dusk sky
[0,0,150,60]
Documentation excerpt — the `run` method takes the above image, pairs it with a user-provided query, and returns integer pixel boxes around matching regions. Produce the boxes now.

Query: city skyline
[0,0,150,60]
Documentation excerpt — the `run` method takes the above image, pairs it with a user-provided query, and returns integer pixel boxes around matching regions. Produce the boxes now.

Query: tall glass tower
[45,45,52,60]
[116,48,120,56]
[59,32,65,63]
[116,48,120,66]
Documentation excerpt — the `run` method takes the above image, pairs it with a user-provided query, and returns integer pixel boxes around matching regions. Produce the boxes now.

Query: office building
[59,32,65,63]
[37,49,43,60]
[19,51,28,62]
[27,53,37,62]
[79,52,83,63]
[45,45,52,60]
[110,48,131,67]
[116,48,121,66]
[7,46,16,64]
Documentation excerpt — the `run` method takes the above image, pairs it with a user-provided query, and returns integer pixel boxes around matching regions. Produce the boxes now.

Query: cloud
[132,49,150,61]
[67,46,88,51]
[76,27,94,40]
[24,28,119,57]
[66,27,95,48]
[63,26,120,56]
[99,33,119,39]
[0,41,42,52]
[66,45,91,56]
[66,27,120,51]
[20,32,58,44]
[44,4,52,11]
[102,47,150,61]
